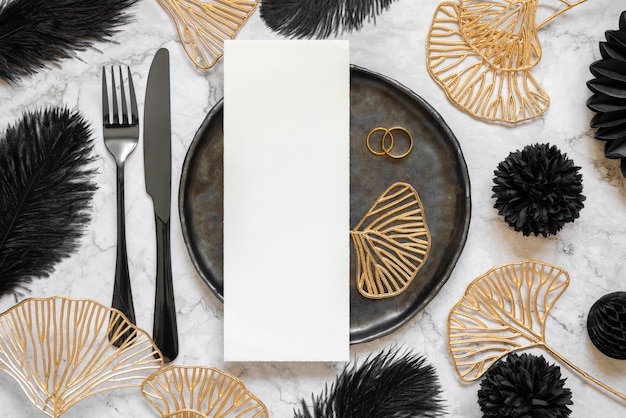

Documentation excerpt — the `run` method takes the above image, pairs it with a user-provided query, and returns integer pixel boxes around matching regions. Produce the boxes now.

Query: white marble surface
[1,0,626,416]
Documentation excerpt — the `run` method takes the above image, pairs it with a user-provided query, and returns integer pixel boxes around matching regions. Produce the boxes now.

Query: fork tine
[127,67,139,125]
[111,66,119,125]
[119,66,129,125]
[102,66,110,125]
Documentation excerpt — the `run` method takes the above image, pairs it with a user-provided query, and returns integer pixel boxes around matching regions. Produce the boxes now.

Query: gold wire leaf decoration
[0,297,163,418]
[157,0,258,69]
[427,0,587,123]
[350,182,431,299]
[448,259,626,402]
[141,365,269,417]
[448,260,569,381]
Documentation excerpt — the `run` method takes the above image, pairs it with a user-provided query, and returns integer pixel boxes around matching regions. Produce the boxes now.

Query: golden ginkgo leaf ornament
[0,297,163,417]
[350,182,431,299]
[141,365,269,417]
[427,0,587,123]
[448,259,626,402]
[157,0,258,69]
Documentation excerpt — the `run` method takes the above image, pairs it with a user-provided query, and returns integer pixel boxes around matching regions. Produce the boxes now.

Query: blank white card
[223,40,350,362]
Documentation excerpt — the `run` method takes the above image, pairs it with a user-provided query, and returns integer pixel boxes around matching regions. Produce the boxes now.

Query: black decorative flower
[478,353,573,418]
[587,291,626,359]
[587,11,626,177]
[492,143,585,237]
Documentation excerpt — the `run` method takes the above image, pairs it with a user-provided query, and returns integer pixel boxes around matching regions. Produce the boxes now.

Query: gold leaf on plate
[350,182,431,299]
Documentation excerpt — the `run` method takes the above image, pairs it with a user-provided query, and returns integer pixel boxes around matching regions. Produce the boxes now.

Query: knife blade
[144,47,178,362]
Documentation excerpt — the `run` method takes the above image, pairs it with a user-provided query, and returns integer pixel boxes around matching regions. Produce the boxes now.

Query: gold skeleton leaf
[157,0,258,69]
[0,297,163,418]
[141,365,269,417]
[427,0,587,123]
[448,259,626,402]
[448,260,569,381]
[350,182,431,299]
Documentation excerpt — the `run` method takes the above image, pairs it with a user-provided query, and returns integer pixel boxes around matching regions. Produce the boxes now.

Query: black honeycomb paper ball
[478,353,573,418]
[587,291,626,359]
[492,143,585,237]
[587,10,626,177]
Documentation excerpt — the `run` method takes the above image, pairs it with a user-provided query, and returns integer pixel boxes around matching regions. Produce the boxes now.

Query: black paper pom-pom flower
[587,291,626,359]
[478,353,573,418]
[586,11,626,177]
[492,143,585,237]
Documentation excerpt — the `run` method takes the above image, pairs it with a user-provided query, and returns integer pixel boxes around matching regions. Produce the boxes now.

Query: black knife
[144,48,178,362]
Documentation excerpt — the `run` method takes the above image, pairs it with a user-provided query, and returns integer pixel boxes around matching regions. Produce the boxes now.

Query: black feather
[0,107,97,296]
[260,0,397,39]
[294,347,446,418]
[0,0,137,82]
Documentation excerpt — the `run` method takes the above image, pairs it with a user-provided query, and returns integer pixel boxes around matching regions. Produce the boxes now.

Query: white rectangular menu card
[223,40,350,362]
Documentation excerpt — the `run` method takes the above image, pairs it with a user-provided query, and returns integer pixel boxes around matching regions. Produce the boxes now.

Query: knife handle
[153,215,178,362]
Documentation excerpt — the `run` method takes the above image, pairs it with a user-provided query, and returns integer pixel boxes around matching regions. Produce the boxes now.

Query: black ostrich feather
[587,11,626,176]
[294,347,446,418]
[260,0,397,39]
[0,0,137,82]
[0,107,97,296]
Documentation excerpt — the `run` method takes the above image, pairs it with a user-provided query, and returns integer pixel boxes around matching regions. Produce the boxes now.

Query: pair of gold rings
[366,127,413,159]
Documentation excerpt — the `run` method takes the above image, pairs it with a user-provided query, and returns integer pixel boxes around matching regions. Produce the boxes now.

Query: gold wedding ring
[366,127,413,159]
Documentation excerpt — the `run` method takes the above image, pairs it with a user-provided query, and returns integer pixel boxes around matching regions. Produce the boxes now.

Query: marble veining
[1,0,626,416]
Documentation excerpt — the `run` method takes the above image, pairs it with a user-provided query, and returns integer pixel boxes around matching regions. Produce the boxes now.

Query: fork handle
[153,215,178,362]
[110,165,136,345]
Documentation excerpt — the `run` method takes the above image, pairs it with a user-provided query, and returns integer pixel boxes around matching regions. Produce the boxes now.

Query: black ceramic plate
[179,66,471,344]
